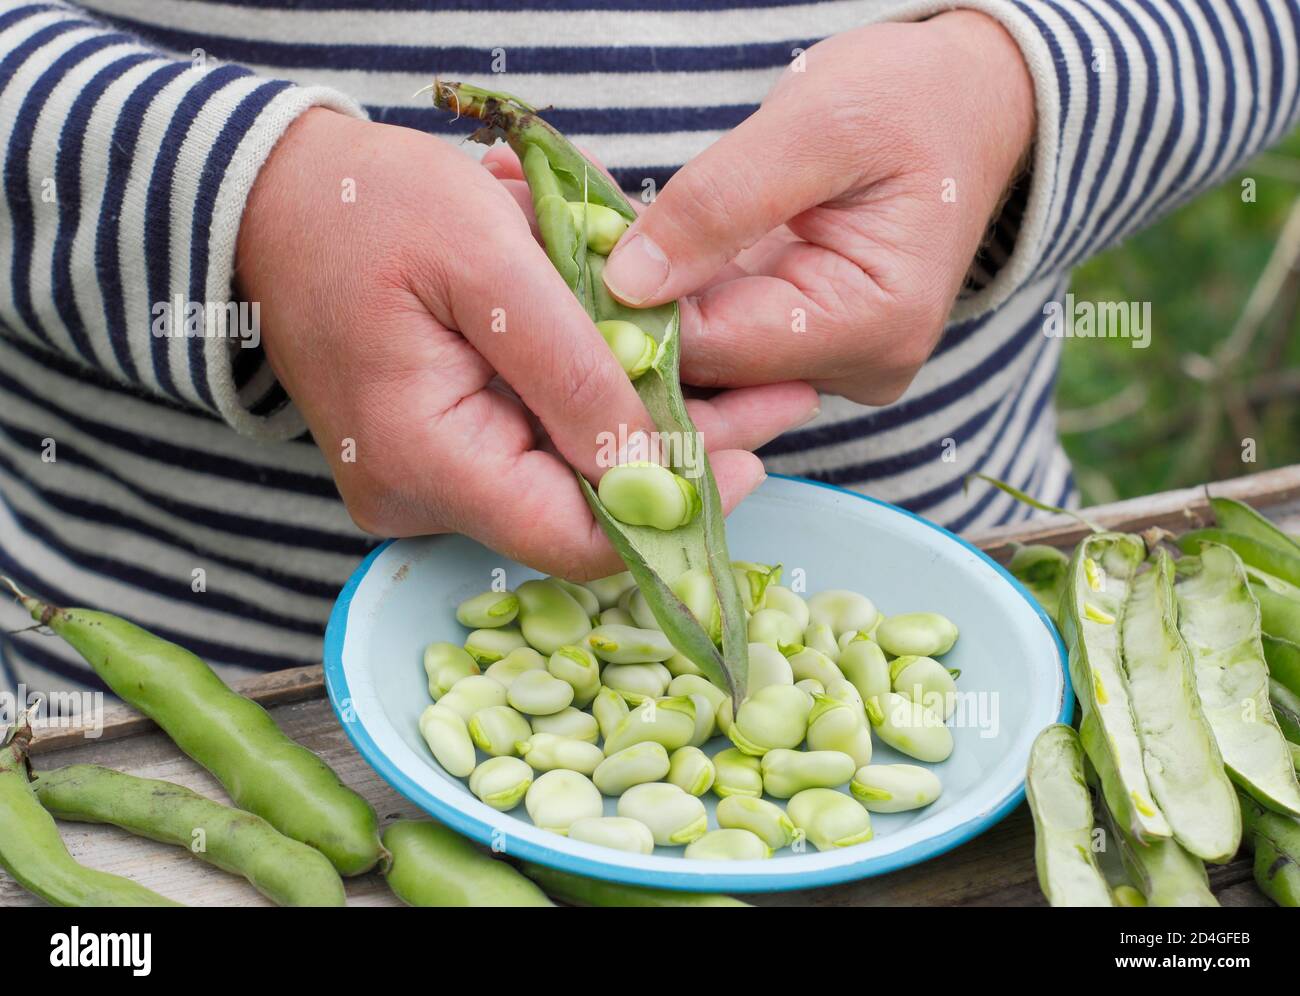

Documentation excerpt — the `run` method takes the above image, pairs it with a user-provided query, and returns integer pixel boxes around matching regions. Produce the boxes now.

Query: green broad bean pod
[849,764,942,813]
[760,749,856,799]
[515,579,592,656]
[603,696,697,756]
[1059,533,1172,842]
[530,707,600,744]
[1174,542,1300,816]
[582,572,637,610]
[805,693,873,767]
[617,782,708,846]
[667,746,716,796]
[567,816,655,854]
[838,639,891,703]
[762,585,810,629]
[507,669,575,716]
[874,612,958,658]
[1096,793,1218,908]
[1121,549,1240,863]
[516,733,605,775]
[437,674,509,721]
[464,627,528,665]
[383,820,552,907]
[729,684,811,756]
[1025,725,1115,907]
[592,741,671,795]
[1263,634,1300,701]
[864,693,953,763]
[423,642,480,700]
[807,590,878,638]
[0,723,181,907]
[715,795,797,849]
[34,764,345,906]
[1180,527,1300,590]
[684,828,771,861]
[12,590,383,876]
[547,646,602,708]
[592,686,630,742]
[484,647,547,689]
[467,705,533,757]
[525,769,603,834]
[734,562,781,613]
[469,756,533,811]
[787,788,873,851]
[585,624,676,664]
[890,655,958,720]
[712,747,764,799]
[520,862,749,907]
[601,661,671,703]
[455,590,519,629]
[747,642,795,691]
[419,704,477,777]
[1211,497,1300,557]
[597,462,701,531]
[1240,792,1300,907]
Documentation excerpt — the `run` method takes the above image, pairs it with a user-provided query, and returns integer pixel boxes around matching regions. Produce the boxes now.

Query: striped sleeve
[888,0,1300,320]
[0,1,365,438]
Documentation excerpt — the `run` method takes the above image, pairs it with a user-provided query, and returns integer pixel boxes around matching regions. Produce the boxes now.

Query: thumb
[601,101,840,306]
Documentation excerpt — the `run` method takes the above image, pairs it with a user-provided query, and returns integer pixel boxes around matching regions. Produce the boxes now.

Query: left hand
[597,10,1036,405]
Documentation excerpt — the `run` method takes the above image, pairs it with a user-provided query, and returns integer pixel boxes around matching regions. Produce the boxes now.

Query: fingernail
[483,159,504,176]
[603,234,669,305]
[797,405,821,428]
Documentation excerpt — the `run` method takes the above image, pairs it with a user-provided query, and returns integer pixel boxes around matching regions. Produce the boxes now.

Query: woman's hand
[599,10,1036,404]
[236,109,817,578]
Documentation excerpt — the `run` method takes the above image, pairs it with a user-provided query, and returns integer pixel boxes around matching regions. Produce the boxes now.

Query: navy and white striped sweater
[0,0,1295,695]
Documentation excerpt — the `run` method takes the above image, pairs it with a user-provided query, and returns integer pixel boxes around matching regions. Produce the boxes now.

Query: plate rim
[324,473,1072,893]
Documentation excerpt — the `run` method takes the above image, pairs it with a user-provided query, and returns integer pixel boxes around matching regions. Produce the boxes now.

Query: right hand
[235,109,818,578]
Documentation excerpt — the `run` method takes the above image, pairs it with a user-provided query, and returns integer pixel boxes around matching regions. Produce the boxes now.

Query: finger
[436,205,659,482]
[708,448,768,516]
[481,144,525,180]
[683,381,820,452]
[599,98,850,308]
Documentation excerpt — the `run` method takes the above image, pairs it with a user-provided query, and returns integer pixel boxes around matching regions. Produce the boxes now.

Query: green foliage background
[1059,131,1300,505]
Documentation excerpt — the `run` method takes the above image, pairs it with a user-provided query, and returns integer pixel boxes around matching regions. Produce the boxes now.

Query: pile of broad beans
[421,566,960,859]
[1022,497,1300,907]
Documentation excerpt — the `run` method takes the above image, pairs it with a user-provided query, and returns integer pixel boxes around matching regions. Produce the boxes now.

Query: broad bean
[729,684,811,756]
[716,795,797,849]
[597,462,701,531]
[760,749,856,799]
[617,782,708,846]
[567,815,655,854]
[667,746,716,796]
[805,693,873,767]
[684,828,771,861]
[484,647,547,689]
[875,612,958,658]
[712,748,764,799]
[418,704,476,778]
[787,788,873,851]
[455,590,519,629]
[515,579,592,656]
[837,639,891,703]
[423,642,479,700]
[585,624,676,664]
[464,627,528,665]
[864,693,953,763]
[469,756,533,811]
[593,741,671,795]
[547,645,602,707]
[733,562,781,613]
[603,696,697,756]
[582,572,637,610]
[601,661,671,703]
[802,622,841,662]
[807,590,878,637]
[592,686,629,742]
[788,646,844,687]
[382,820,551,907]
[599,607,636,627]
[525,769,603,834]
[748,608,803,650]
[437,674,509,721]
[890,655,958,720]
[849,764,942,812]
[530,707,600,744]
[548,577,601,618]
[467,705,533,757]
[762,586,810,629]
[517,733,605,775]
[507,669,575,716]
[671,568,722,644]
[747,642,794,691]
